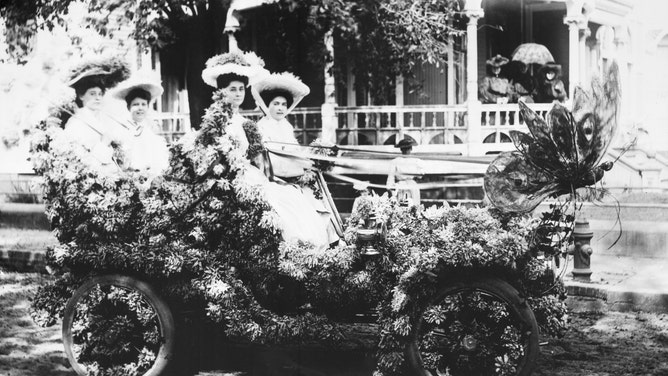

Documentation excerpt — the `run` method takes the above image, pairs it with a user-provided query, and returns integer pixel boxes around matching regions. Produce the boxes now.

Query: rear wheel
[62,275,176,376]
[406,278,539,376]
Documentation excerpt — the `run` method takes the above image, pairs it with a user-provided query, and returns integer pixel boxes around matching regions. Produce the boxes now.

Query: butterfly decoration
[484,62,621,213]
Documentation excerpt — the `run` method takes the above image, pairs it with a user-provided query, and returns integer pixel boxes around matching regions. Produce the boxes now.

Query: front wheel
[62,275,176,376]
[406,277,539,376]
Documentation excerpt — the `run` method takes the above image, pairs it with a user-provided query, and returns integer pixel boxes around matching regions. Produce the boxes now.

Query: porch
[155,102,554,156]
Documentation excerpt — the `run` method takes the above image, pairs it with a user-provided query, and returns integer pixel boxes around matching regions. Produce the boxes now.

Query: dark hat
[66,55,131,90]
[395,137,418,150]
[486,55,509,67]
[67,68,110,89]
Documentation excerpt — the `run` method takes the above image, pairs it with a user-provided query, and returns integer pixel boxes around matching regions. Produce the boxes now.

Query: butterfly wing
[484,151,560,213]
[547,103,578,168]
[572,62,621,168]
[509,130,562,175]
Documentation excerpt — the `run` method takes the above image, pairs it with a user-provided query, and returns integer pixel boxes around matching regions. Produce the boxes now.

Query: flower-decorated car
[29,62,621,376]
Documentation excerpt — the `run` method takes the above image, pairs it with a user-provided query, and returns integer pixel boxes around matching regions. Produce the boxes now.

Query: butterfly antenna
[608,195,623,249]
[589,190,623,249]
[611,134,638,165]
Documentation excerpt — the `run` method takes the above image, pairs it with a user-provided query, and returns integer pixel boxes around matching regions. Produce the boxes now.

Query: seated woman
[110,73,169,177]
[200,52,334,249]
[251,72,311,179]
[60,66,129,175]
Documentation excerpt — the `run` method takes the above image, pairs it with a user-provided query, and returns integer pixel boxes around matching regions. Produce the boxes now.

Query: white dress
[228,114,331,249]
[256,117,305,178]
[62,108,123,175]
[120,119,169,175]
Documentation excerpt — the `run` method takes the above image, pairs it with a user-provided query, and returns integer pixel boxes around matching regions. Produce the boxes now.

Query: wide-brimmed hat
[201,50,267,88]
[110,71,164,102]
[486,54,510,67]
[250,72,310,115]
[66,55,131,90]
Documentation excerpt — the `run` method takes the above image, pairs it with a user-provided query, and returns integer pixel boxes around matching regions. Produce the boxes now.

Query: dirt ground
[1,269,668,376]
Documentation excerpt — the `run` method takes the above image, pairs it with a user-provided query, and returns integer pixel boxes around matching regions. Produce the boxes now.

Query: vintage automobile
[30,63,620,376]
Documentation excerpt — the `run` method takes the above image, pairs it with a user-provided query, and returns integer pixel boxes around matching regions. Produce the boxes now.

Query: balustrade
[478,103,553,144]
[154,102,556,149]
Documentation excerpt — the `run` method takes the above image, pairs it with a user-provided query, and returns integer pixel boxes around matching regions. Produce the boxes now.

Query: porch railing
[335,104,469,146]
[240,107,323,145]
[155,102,557,149]
[478,103,553,144]
[154,112,191,143]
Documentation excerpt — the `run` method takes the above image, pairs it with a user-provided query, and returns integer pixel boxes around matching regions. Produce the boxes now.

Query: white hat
[110,71,164,102]
[201,50,267,88]
[250,72,310,116]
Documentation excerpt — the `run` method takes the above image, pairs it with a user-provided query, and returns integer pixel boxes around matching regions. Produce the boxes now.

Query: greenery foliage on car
[30,89,568,375]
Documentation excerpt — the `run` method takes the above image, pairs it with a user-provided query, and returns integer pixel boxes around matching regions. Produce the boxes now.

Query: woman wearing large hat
[110,72,169,175]
[479,54,513,104]
[200,50,268,148]
[200,51,331,250]
[250,72,310,179]
[60,55,131,174]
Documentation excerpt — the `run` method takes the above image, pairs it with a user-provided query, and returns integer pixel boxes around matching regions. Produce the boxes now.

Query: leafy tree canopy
[1,0,232,128]
[273,0,466,104]
[1,0,466,121]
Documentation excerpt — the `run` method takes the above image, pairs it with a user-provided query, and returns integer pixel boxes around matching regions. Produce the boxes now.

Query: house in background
[170,0,663,191]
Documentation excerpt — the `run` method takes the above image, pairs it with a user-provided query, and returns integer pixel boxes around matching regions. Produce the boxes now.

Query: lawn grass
[0,269,74,375]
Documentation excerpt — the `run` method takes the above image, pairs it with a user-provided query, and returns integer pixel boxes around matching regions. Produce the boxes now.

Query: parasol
[511,43,554,65]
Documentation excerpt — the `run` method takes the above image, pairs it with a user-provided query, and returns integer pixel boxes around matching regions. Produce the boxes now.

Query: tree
[0,0,232,129]
[271,0,466,104]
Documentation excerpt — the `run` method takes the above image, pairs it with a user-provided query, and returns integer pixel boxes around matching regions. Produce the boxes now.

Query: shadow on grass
[0,270,75,376]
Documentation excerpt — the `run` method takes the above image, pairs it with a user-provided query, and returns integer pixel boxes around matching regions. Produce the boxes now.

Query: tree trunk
[184,15,215,130]
[183,1,229,129]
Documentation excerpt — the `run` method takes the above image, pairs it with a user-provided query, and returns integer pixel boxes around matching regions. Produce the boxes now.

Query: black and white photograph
[1,0,668,375]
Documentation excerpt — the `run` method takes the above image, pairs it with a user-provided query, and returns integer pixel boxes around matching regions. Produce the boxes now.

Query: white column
[447,41,456,105]
[564,18,581,100]
[446,38,456,144]
[564,0,589,100]
[579,27,590,89]
[395,74,405,133]
[224,8,240,52]
[614,25,631,145]
[345,64,356,131]
[464,1,484,152]
[321,29,338,144]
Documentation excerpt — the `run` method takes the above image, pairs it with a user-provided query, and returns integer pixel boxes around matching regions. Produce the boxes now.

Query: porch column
[395,74,405,135]
[464,1,484,150]
[564,0,590,100]
[321,29,338,144]
[345,64,356,135]
[614,25,631,141]
[224,8,240,52]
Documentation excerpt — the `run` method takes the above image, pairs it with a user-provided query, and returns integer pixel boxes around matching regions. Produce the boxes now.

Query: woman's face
[267,96,288,121]
[222,80,246,108]
[129,97,149,123]
[80,87,104,111]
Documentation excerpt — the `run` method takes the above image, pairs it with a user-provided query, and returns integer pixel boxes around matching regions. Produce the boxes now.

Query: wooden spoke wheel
[406,278,539,376]
[62,275,176,376]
